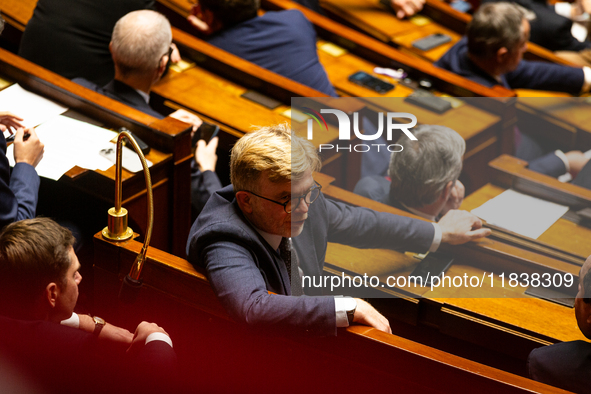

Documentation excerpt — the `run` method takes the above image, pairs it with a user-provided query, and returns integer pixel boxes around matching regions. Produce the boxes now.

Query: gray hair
[111,10,172,77]
[388,125,465,208]
[467,2,525,59]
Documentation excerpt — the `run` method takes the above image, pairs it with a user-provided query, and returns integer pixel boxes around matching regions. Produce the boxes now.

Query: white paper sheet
[0,84,68,128]
[7,115,116,180]
[471,189,569,239]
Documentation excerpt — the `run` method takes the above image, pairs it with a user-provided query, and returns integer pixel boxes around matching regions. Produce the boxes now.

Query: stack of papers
[471,189,569,239]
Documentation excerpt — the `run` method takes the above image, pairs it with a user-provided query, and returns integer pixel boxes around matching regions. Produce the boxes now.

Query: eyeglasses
[245,181,322,213]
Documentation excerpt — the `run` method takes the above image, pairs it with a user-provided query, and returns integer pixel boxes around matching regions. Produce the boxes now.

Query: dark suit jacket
[528,340,591,393]
[0,133,39,229]
[483,0,591,52]
[206,10,338,97]
[0,315,177,394]
[186,184,434,335]
[435,37,585,95]
[73,78,165,119]
[19,0,155,86]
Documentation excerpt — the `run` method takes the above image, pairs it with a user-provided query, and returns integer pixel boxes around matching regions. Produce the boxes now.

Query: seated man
[481,0,591,60]
[528,254,591,393]
[0,218,177,393]
[436,2,591,95]
[355,125,466,221]
[355,125,591,213]
[186,124,490,336]
[73,10,221,218]
[0,112,44,229]
[187,0,338,97]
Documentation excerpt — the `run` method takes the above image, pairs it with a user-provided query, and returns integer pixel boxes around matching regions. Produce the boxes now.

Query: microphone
[101,130,154,303]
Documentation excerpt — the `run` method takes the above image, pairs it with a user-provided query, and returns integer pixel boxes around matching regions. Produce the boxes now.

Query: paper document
[0,84,68,128]
[471,189,569,239]
[7,115,116,180]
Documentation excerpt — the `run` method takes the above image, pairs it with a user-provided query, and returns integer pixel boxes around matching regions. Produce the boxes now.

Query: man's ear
[45,282,59,309]
[235,191,254,214]
[439,180,454,203]
[496,47,509,63]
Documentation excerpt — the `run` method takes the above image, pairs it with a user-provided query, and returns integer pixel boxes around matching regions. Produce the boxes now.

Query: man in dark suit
[186,0,337,97]
[528,254,591,393]
[436,2,591,95]
[73,10,221,219]
[0,113,44,229]
[19,0,156,86]
[355,125,466,221]
[0,218,177,393]
[436,2,591,179]
[186,124,490,336]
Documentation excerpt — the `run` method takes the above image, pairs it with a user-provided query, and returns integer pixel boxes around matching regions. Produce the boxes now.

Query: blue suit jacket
[0,134,40,229]
[186,184,434,335]
[207,10,338,97]
[435,37,585,95]
[528,340,591,393]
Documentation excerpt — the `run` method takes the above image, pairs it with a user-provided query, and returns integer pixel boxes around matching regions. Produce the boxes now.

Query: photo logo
[304,108,417,153]
[302,107,328,139]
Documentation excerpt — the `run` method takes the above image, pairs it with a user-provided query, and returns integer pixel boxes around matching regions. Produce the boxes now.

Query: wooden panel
[93,234,569,393]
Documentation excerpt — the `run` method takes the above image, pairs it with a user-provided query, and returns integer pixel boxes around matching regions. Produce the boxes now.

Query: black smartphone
[348,71,395,94]
[412,33,452,51]
[409,252,454,287]
[192,122,220,146]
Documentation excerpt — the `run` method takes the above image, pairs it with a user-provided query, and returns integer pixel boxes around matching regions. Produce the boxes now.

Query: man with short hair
[74,10,221,219]
[436,2,591,95]
[355,125,466,221]
[187,0,338,96]
[0,218,176,393]
[528,255,591,393]
[187,124,490,336]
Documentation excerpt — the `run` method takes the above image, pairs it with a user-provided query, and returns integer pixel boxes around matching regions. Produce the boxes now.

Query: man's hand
[78,314,133,347]
[127,321,170,354]
[0,112,24,132]
[565,150,589,178]
[169,109,203,136]
[438,210,491,245]
[390,0,425,19]
[13,127,44,168]
[170,43,181,64]
[441,180,465,216]
[352,299,392,334]
[195,136,218,172]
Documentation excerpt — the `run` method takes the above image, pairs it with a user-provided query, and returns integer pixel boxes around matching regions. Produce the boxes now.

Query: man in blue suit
[436,2,591,95]
[528,254,591,393]
[436,2,591,179]
[0,112,44,229]
[187,124,490,336]
[187,0,338,97]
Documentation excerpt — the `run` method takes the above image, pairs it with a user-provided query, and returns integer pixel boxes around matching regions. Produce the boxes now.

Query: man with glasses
[186,124,490,336]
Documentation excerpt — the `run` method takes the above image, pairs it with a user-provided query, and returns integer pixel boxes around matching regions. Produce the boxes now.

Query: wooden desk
[0,47,192,255]
[316,171,586,364]
[463,154,591,259]
[318,0,575,66]
[93,233,569,393]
